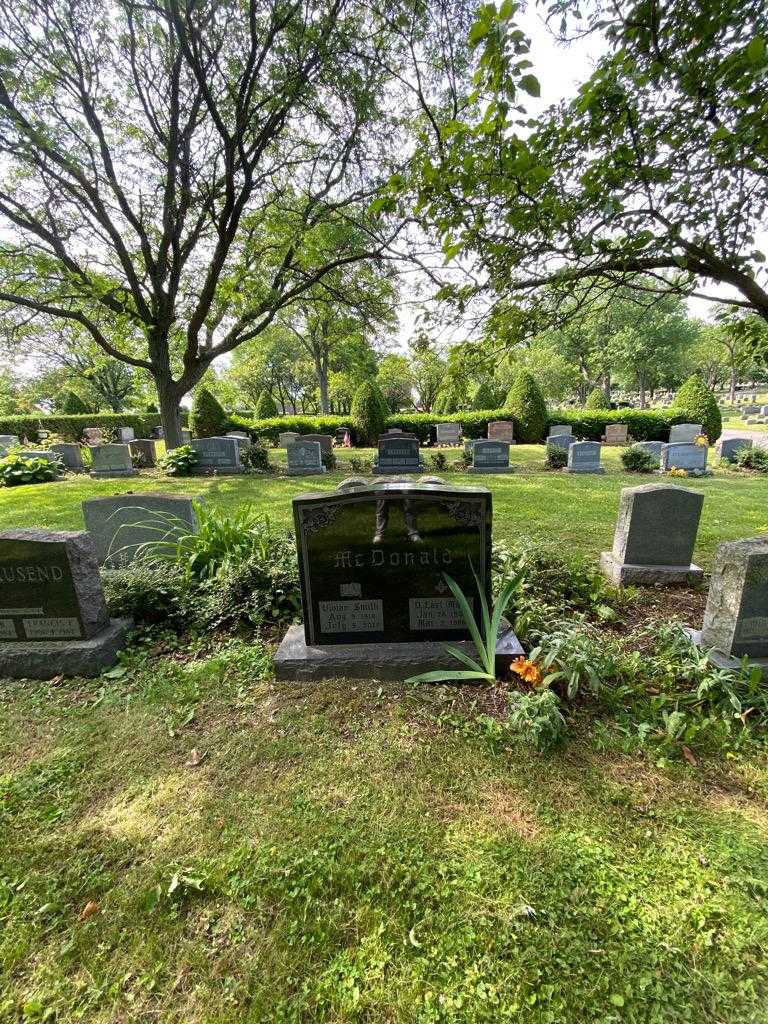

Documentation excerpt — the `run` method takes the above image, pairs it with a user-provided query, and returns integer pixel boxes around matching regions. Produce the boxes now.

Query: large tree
[0,0,471,445]
[402,0,768,335]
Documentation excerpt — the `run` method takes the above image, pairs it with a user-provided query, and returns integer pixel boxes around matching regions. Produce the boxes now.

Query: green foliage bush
[190,387,228,438]
[0,412,168,443]
[471,381,496,410]
[254,391,278,418]
[0,452,60,487]
[240,440,271,473]
[621,445,655,473]
[506,370,548,443]
[545,409,680,442]
[585,387,608,410]
[60,391,92,414]
[103,563,190,627]
[545,445,567,469]
[160,444,198,477]
[429,450,447,471]
[671,374,722,441]
[506,689,566,752]
[351,380,387,445]
[734,446,768,473]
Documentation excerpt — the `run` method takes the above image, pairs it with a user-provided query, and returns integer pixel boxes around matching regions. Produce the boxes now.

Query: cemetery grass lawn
[3,643,768,1022]
[0,445,766,569]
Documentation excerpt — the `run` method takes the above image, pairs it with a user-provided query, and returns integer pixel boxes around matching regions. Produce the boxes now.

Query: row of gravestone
[1,475,766,684]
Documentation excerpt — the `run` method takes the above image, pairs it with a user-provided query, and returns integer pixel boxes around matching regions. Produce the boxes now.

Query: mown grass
[3,639,768,1023]
[1,445,767,568]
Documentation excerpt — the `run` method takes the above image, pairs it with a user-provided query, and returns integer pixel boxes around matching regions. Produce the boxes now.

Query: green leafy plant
[671,374,722,441]
[507,689,567,751]
[621,445,655,473]
[526,620,621,699]
[545,445,567,469]
[351,380,387,445]
[349,456,372,473]
[506,369,547,442]
[406,566,522,684]
[0,452,59,486]
[103,562,190,627]
[190,386,228,437]
[734,446,768,473]
[585,387,609,410]
[254,391,278,418]
[160,444,198,476]
[429,450,447,470]
[321,449,337,471]
[471,380,496,410]
[240,440,270,472]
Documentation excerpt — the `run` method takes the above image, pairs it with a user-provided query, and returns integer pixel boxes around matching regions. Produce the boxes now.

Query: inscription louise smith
[293,484,492,645]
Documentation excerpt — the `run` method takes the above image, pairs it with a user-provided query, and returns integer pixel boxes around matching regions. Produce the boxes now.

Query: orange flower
[694,434,709,447]
[511,656,544,687]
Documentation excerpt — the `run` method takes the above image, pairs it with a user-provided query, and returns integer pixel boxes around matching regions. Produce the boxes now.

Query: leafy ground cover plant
[240,440,271,472]
[160,444,198,476]
[0,452,59,486]
[545,445,567,470]
[621,445,655,473]
[734,446,768,473]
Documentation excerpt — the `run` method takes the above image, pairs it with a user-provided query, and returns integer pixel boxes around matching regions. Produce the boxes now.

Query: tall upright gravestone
[0,529,131,677]
[274,481,522,680]
[600,483,704,585]
[687,538,768,679]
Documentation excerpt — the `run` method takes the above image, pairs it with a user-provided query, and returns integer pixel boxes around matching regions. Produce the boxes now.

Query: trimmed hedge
[230,414,350,444]
[0,412,172,443]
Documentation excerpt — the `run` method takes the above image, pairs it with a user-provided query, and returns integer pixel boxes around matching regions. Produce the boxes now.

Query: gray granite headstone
[548,424,572,437]
[469,440,512,474]
[373,436,424,474]
[0,528,131,677]
[128,439,157,468]
[600,483,704,585]
[19,450,60,467]
[274,480,523,680]
[300,434,334,456]
[602,423,629,445]
[669,423,703,443]
[279,431,300,449]
[116,426,135,442]
[487,421,515,443]
[181,429,192,444]
[287,440,325,476]
[0,435,19,447]
[50,443,85,472]
[83,493,199,566]
[189,436,242,474]
[546,433,576,451]
[692,538,768,676]
[633,441,664,466]
[660,442,708,475]
[566,440,604,474]
[436,422,462,446]
[90,444,137,478]
[718,437,752,462]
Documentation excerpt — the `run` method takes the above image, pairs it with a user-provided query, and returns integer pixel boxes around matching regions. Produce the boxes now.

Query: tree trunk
[729,366,737,404]
[638,371,647,409]
[602,371,612,405]
[156,377,184,449]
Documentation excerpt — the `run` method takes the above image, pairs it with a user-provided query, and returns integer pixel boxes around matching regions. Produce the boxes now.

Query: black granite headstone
[373,436,423,474]
[293,482,492,645]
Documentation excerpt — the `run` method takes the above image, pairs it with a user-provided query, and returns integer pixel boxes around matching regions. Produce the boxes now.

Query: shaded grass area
[2,640,768,1022]
[1,445,767,568]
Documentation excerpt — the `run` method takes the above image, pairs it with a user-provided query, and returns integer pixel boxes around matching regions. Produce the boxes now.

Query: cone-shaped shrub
[671,374,722,441]
[506,370,547,443]
[351,380,387,445]
[190,386,228,437]
[472,381,496,410]
[60,390,91,414]
[255,391,278,418]
[585,387,609,410]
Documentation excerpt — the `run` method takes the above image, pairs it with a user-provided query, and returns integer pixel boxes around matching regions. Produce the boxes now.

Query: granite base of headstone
[83,493,199,566]
[90,444,138,478]
[273,480,523,681]
[50,443,85,472]
[718,437,752,462]
[467,439,513,474]
[128,439,157,468]
[600,483,704,585]
[685,537,768,680]
[0,529,132,678]
[566,441,604,474]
